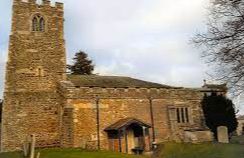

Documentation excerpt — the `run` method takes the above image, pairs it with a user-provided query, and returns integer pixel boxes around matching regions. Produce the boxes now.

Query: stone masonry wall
[1,0,66,151]
[59,83,212,151]
[2,92,61,150]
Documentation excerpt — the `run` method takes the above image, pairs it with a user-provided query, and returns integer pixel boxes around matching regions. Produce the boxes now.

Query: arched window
[39,17,45,32]
[32,17,38,31]
[32,14,45,32]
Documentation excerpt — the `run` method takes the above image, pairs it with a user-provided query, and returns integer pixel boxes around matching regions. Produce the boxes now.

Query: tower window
[32,17,38,31]
[32,14,45,32]
[39,17,45,31]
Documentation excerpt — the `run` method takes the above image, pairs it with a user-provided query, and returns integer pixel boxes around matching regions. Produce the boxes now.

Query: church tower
[1,0,66,151]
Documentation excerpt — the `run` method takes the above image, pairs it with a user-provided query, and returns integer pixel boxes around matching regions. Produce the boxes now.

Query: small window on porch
[176,107,190,123]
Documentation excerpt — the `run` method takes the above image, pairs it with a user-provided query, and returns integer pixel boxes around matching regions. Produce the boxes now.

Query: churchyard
[156,134,244,158]
[0,148,147,158]
[1,140,244,158]
[1,125,244,158]
[156,141,244,158]
[1,131,244,158]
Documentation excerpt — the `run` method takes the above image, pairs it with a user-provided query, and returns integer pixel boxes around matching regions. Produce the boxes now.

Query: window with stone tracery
[32,14,45,32]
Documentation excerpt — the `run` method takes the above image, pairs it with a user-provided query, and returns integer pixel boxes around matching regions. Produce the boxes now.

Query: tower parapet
[13,0,63,10]
[11,0,64,36]
[55,2,64,10]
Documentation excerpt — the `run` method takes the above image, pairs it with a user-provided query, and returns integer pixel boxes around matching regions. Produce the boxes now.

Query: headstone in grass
[217,126,229,143]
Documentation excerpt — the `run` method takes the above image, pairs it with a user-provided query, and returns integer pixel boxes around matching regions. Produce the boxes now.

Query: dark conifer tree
[68,51,94,75]
[201,94,238,138]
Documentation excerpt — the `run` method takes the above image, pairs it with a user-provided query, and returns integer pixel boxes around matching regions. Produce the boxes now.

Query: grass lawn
[230,135,244,144]
[0,148,147,158]
[2,142,244,158]
[157,142,244,158]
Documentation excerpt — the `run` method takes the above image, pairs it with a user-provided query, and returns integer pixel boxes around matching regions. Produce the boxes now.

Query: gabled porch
[104,118,151,154]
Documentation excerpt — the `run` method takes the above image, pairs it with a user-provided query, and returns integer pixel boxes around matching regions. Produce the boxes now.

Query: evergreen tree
[201,94,238,138]
[68,51,94,75]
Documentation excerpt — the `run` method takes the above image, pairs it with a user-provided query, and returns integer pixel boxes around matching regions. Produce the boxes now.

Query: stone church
[0,0,227,154]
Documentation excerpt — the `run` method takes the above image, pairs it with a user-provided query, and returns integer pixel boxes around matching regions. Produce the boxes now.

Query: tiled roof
[238,115,244,120]
[68,75,175,89]
[202,83,227,90]
[104,118,151,131]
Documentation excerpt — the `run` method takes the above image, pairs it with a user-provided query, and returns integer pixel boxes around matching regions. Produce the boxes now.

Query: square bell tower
[1,0,66,151]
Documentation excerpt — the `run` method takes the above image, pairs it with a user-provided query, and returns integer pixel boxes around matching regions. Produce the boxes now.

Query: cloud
[91,35,206,87]
[62,0,209,49]
[0,48,7,99]
[142,0,208,28]
[61,0,210,88]
[0,61,5,99]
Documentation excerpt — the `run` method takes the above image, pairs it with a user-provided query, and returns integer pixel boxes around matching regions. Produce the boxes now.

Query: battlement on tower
[10,0,65,35]
[13,0,63,10]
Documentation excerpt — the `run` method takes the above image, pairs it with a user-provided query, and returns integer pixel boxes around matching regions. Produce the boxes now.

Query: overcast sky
[0,0,211,100]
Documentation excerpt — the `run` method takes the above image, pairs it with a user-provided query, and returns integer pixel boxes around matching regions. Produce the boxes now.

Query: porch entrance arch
[105,118,152,154]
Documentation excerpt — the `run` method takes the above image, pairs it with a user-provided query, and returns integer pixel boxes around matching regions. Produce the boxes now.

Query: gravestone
[217,126,229,143]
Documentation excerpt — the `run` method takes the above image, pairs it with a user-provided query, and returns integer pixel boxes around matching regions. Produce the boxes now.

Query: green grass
[157,142,244,158]
[2,143,244,158]
[230,135,244,144]
[0,148,147,158]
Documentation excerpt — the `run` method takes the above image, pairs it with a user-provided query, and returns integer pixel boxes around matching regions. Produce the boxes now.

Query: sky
[0,0,211,99]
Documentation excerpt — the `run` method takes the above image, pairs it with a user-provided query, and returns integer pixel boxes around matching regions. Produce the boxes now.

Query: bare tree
[193,0,244,96]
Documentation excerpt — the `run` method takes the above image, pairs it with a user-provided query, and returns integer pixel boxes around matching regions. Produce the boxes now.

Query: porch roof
[104,118,151,131]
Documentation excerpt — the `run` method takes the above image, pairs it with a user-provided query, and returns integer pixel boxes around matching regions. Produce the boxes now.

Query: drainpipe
[0,99,4,152]
[124,127,128,153]
[149,97,156,144]
[95,96,100,150]
[118,130,122,152]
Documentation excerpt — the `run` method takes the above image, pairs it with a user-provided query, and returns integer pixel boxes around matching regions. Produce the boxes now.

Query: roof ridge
[67,74,175,89]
